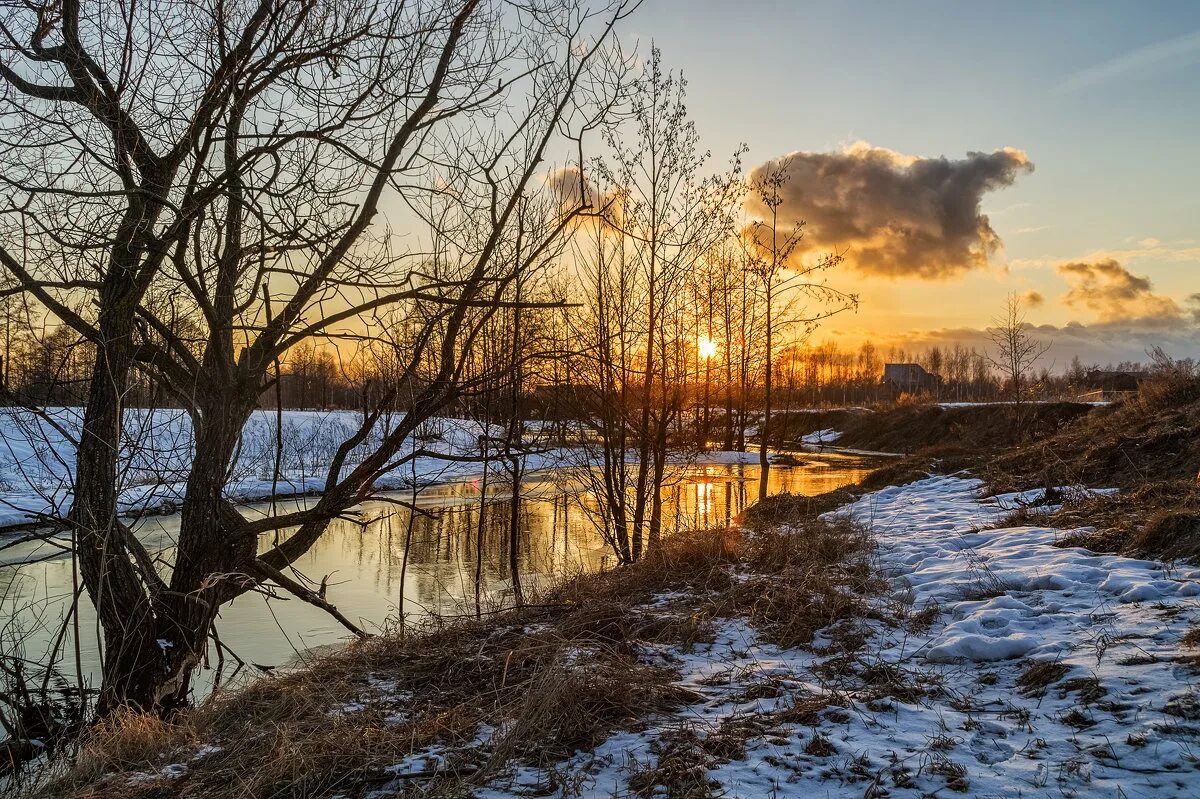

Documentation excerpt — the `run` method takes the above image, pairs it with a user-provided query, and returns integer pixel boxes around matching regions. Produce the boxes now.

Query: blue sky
[619,1,1200,361]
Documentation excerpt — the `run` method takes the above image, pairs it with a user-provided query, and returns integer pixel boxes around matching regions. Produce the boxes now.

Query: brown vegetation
[32,511,879,799]
[987,370,1200,492]
[981,370,1200,561]
[829,401,1095,455]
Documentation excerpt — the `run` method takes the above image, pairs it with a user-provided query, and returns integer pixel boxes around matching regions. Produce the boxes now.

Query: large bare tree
[0,0,634,713]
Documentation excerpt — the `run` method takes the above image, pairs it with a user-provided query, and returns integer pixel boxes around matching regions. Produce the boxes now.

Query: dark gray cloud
[873,320,1200,367]
[1188,293,1200,324]
[1057,259,1183,326]
[744,142,1033,279]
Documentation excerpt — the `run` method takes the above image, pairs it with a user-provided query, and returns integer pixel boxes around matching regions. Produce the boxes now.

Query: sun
[697,336,718,360]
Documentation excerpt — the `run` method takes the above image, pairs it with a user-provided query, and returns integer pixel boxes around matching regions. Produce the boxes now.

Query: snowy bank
[0,408,557,528]
[799,428,841,445]
[372,477,1200,796]
[47,474,1200,798]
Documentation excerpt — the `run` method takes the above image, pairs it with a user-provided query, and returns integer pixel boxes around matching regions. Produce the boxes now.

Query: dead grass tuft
[1059,676,1106,705]
[64,711,196,788]
[1016,660,1069,698]
[739,488,856,531]
[627,727,718,799]
[803,732,836,757]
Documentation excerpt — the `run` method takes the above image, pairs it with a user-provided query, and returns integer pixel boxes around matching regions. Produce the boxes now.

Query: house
[1083,370,1147,393]
[1077,369,1148,401]
[882,363,942,394]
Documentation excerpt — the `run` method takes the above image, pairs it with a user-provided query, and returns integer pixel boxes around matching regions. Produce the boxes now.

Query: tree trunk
[758,295,772,501]
[508,455,524,605]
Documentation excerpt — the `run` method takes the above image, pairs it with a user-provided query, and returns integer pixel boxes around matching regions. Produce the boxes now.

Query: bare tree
[987,292,1051,436]
[744,162,854,500]
[566,47,741,562]
[0,0,634,713]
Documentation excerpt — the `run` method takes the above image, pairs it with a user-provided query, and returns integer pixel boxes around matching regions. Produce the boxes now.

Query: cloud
[1022,290,1045,308]
[1057,259,1183,326]
[1189,293,1200,324]
[867,320,1200,368]
[744,142,1033,280]
[1056,29,1200,93]
[1012,240,1200,271]
[544,166,598,208]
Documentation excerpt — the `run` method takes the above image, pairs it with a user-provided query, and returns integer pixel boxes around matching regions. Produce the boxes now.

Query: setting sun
[697,336,719,360]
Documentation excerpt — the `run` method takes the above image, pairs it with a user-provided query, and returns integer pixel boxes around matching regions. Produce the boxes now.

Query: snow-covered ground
[0,408,570,528]
[0,408,799,530]
[800,428,842,445]
[937,400,1111,408]
[90,475,1200,797]
[466,477,1200,797]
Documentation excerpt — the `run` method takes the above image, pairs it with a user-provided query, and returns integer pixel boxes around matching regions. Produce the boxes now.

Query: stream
[0,453,873,700]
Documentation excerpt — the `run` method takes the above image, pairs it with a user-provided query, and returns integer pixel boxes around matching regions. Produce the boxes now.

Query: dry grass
[1016,660,1069,698]
[730,517,883,649]
[1044,480,1200,560]
[33,503,886,799]
[970,372,1200,561]
[987,373,1200,495]
[738,488,856,531]
[830,402,1094,456]
[38,582,720,799]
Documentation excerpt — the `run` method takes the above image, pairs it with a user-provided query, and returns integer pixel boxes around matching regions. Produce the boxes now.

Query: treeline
[0,301,1168,414]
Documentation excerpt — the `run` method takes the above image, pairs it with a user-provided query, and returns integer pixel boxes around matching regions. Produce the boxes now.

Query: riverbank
[0,407,861,534]
[18,379,1200,797]
[30,465,1200,799]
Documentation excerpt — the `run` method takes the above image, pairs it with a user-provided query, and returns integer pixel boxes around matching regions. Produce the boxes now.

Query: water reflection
[0,455,873,696]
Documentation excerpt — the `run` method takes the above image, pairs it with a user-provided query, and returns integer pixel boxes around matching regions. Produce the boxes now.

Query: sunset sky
[623,0,1200,365]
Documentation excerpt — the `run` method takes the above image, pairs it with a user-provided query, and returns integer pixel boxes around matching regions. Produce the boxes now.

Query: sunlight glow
[697,336,718,360]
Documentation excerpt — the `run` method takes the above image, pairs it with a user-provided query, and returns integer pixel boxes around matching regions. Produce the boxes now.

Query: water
[0,455,872,698]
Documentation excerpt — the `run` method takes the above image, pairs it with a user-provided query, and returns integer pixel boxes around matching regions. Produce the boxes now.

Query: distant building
[882,363,943,394]
[1076,369,1148,401]
[1083,370,1147,393]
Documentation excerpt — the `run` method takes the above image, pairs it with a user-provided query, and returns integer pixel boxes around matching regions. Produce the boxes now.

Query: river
[0,454,873,699]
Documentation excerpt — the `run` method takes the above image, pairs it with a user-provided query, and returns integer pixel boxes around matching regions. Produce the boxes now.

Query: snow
[800,428,841,445]
[0,408,795,530]
[477,476,1200,797]
[937,400,1111,408]
[0,408,568,528]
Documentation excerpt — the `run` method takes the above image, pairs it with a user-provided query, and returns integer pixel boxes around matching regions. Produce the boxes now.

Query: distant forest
[2,308,1169,413]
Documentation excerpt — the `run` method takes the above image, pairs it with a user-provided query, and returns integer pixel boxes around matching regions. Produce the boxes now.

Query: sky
[620,0,1200,365]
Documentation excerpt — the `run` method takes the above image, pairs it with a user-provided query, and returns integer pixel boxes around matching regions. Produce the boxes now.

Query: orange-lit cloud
[744,142,1033,280]
[1057,259,1183,326]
